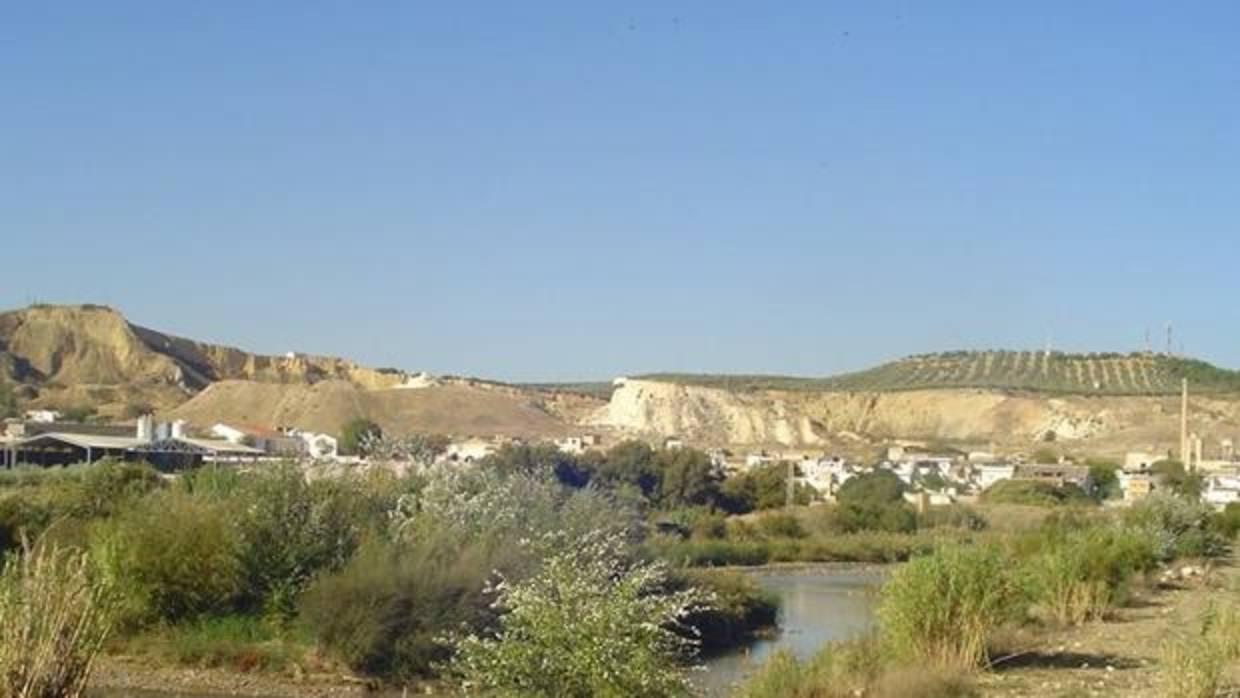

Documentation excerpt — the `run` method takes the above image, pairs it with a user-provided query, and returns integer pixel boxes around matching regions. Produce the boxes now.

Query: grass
[0,542,117,698]
[1160,603,1240,698]
[116,616,309,673]
[736,638,979,698]
[648,530,955,567]
[638,350,1240,395]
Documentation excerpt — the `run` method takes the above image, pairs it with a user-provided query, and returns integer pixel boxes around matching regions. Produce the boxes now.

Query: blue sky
[4,2,1238,381]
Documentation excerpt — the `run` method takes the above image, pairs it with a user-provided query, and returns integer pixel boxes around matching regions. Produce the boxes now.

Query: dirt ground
[976,558,1240,697]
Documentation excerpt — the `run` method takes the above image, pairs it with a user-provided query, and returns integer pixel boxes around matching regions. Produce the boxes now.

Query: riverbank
[977,556,1240,697]
[90,656,378,697]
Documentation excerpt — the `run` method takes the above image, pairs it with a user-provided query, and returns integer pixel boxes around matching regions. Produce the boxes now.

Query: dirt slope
[168,380,572,439]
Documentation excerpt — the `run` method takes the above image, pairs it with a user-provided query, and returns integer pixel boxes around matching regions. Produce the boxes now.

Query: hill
[0,304,419,418]
[167,380,574,439]
[0,304,596,438]
[639,351,1240,396]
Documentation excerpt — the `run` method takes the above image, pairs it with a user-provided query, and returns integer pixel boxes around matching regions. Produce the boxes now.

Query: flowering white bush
[449,529,711,697]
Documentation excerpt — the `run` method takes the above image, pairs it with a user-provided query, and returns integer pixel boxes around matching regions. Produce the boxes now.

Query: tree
[831,470,916,533]
[1150,459,1203,499]
[481,443,590,488]
[449,531,707,697]
[837,470,906,507]
[655,448,720,509]
[339,418,382,456]
[1031,447,1059,464]
[590,440,661,499]
[1085,458,1121,500]
[718,462,811,513]
[0,383,16,419]
[122,402,154,419]
[61,405,97,423]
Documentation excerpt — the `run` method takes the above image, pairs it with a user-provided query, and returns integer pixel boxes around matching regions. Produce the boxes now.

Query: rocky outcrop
[589,379,826,445]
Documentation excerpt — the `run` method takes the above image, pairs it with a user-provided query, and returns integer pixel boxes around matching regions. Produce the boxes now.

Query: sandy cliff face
[592,378,1240,453]
[590,379,826,445]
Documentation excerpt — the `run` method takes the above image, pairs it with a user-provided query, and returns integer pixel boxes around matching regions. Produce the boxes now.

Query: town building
[975,463,1016,490]
[1203,474,1240,511]
[2,422,261,470]
[1013,464,1093,492]
[210,423,303,456]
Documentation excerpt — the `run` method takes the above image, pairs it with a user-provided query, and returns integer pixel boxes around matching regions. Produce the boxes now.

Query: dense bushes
[298,535,504,679]
[878,544,1024,670]
[829,471,918,534]
[669,570,779,653]
[448,531,708,697]
[93,490,244,624]
[1021,525,1155,625]
[981,479,1091,507]
[1121,493,1226,561]
[0,461,163,553]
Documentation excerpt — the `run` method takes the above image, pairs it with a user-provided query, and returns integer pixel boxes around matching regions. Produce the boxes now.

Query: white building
[445,438,496,463]
[798,456,858,496]
[1203,474,1240,511]
[209,423,302,456]
[296,431,339,459]
[745,452,776,469]
[556,436,587,455]
[975,463,1016,490]
[24,410,60,424]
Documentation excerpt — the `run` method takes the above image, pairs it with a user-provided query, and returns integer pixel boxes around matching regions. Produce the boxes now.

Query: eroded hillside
[592,377,1240,455]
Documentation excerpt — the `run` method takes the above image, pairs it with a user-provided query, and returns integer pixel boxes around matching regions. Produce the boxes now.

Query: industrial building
[0,419,263,470]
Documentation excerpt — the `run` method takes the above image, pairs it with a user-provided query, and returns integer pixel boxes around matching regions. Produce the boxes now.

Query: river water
[696,565,884,697]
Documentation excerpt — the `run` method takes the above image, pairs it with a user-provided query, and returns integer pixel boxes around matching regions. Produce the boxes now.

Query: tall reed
[0,542,117,698]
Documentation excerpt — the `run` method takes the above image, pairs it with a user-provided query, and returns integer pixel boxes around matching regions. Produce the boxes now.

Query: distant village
[2,407,1238,512]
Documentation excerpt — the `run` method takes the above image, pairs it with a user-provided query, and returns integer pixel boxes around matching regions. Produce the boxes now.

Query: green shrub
[1121,493,1224,561]
[0,461,163,554]
[828,500,918,534]
[1209,502,1240,540]
[298,534,507,680]
[669,570,778,652]
[877,544,1025,670]
[981,480,1091,507]
[1022,526,1155,625]
[92,490,243,625]
[228,466,372,620]
[757,512,806,539]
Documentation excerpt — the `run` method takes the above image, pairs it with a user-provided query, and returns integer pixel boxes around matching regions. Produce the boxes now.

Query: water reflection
[698,566,883,696]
